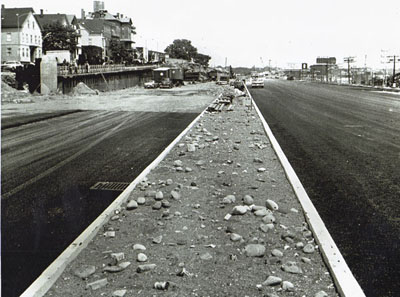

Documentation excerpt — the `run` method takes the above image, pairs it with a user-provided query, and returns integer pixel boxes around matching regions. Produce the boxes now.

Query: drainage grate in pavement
[90,182,130,192]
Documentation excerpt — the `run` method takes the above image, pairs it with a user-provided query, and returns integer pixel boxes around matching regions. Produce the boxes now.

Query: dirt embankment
[44,88,338,297]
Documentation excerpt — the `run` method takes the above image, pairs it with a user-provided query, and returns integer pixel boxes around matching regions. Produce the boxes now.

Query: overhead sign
[316,57,336,64]
[302,63,308,70]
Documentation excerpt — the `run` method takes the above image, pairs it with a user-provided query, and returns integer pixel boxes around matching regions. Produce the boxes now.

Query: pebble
[127,200,138,210]
[271,249,283,257]
[137,197,146,205]
[257,167,267,172]
[162,200,171,208]
[137,253,148,262]
[265,199,279,211]
[86,278,108,290]
[244,244,265,257]
[133,244,146,251]
[315,291,328,297]
[301,257,312,264]
[282,281,295,291]
[230,233,242,242]
[104,231,115,238]
[281,261,303,274]
[155,191,163,200]
[263,275,282,286]
[137,263,156,273]
[224,213,232,221]
[200,252,213,260]
[153,235,163,244]
[303,243,315,254]
[262,213,276,223]
[166,179,173,185]
[103,261,131,273]
[243,195,254,205]
[174,160,183,167]
[253,157,263,163]
[187,143,196,152]
[112,289,127,297]
[254,208,269,217]
[295,242,304,249]
[175,167,183,172]
[185,167,193,172]
[171,190,181,200]
[152,201,162,210]
[303,230,313,238]
[73,265,96,279]
[196,160,205,166]
[260,223,274,233]
[232,205,248,215]
[222,195,236,204]
[145,190,157,198]
[111,215,119,221]
[111,252,125,262]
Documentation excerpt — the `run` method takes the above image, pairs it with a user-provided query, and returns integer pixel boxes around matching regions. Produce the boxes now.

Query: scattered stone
[174,160,183,167]
[315,291,328,297]
[290,208,299,213]
[153,235,163,244]
[265,294,279,297]
[162,200,171,208]
[233,144,240,150]
[265,199,279,211]
[303,243,315,254]
[133,244,146,251]
[271,249,283,257]
[187,143,196,152]
[243,195,254,205]
[260,223,274,233]
[111,215,119,221]
[262,214,276,223]
[154,281,170,290]
[282,261,303,274]
[230,233,242,242]
[104,231,115,238]
[175,167,183,172]
[232,205,248,215]
[145,190,157,198]
[301,257,312,264]
[112,289,127,297]
[86,278,108,290]
[200,252,213,260]
[103,262,131,273]
[254,208,269,217]
[295,242,304,249]
[137,253,148,262]
[127,200,138,210]
[152,201,162,210]
[171,190,181,200]
[303,230,313,238]
[111,252,125,262]
[224,213,232,221]
[282,281,295,291]
[166,179,173,185]
[137,264,156,273]
[222,195,236,204]
[245,244,265,257]
[257,167,267,172]
[185,167,193,172]
[137,197,146,205]
[73,265,96,279]
[253,158,263,163]
[155,191,164,200]
[263,275,282,286]
[196,160,205,166]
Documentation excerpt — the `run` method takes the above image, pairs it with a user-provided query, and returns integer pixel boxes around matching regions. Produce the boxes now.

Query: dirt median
[42,87,338,297]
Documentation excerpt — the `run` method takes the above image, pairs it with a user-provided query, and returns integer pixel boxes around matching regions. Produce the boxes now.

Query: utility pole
[343,56,355,84]
[386,54,400,87]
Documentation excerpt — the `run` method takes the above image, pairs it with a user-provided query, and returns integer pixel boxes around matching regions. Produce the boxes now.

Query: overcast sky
[3,0,400,68]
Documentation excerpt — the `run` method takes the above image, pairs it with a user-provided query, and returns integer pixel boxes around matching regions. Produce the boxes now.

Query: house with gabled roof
[1,5,43,64]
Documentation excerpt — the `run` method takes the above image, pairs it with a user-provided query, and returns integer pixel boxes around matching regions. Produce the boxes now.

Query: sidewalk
[26,86,356,297]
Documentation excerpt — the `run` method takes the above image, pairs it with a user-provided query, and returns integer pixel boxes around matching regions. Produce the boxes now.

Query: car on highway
[251,77,264,88]
[144,80,159,89]
[1,61,23,72]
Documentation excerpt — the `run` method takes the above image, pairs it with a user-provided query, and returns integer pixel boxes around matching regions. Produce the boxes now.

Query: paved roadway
[250,80,400,297]
[1,110,198,297]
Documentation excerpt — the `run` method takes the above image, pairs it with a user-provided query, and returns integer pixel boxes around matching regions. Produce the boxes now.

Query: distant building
[1,5,42,63]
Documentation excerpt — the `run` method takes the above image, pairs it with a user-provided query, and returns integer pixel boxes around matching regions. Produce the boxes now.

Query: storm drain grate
[90,182,130,192]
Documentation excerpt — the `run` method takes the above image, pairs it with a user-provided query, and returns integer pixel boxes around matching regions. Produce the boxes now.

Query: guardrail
[57,64,159,76]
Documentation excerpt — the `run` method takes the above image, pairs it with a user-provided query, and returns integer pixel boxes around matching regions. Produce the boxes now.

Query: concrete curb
[21,103,210,297]
[245,84,365,297]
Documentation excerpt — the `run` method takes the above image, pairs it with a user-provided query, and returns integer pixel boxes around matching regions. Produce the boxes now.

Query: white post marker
[245,84,365,297]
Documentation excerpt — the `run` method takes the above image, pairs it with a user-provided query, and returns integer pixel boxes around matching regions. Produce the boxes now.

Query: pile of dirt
[1,72,17,88]
[72,82,99,95]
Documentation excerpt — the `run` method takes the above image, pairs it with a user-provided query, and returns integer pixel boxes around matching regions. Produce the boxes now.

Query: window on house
[7,48,12,56]
[6,33,11,42]
[30,35,33,43]
[22,48,25,57]
[28,21,30,29]
[35,36,37,44]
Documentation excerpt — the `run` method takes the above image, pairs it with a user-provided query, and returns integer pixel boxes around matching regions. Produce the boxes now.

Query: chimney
[81,9,85,19]
[40,9,43,15]
[1,4,5,9]
[116,12,120,18]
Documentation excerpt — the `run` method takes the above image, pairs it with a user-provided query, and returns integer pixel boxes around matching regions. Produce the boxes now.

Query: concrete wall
[57,69,153,94]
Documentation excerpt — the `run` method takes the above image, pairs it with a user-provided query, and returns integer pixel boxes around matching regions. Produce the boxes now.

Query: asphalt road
[250,80,400,297]
[1,110,198,297]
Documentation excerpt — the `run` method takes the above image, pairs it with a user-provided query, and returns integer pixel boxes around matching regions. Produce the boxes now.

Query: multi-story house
[34,10,81,61]
[1,5,43,64]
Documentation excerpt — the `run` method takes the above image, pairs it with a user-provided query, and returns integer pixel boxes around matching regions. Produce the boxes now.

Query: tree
[164,39,198,61]
[194,53,211,67]
[109,38,130,63]
[42,21,78,53]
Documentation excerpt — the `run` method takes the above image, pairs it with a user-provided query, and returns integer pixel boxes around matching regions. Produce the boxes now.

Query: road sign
[317,57,336,64]
[302,63,308,70]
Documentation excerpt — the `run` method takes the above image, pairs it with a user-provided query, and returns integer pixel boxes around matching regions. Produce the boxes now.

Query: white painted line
[245,85,365,297]
[21,104,210,297]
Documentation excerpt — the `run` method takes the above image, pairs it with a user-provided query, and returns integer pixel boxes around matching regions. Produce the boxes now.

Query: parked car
[1,61,23,72]
[144,80,158,89]
[251,77,264,88]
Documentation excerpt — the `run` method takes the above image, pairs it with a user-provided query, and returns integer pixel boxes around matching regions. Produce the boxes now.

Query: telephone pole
[343,56,355,84]
[386,54,400,87]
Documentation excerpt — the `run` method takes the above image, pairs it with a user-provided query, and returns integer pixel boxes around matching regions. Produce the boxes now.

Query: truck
[153,67,184,88]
